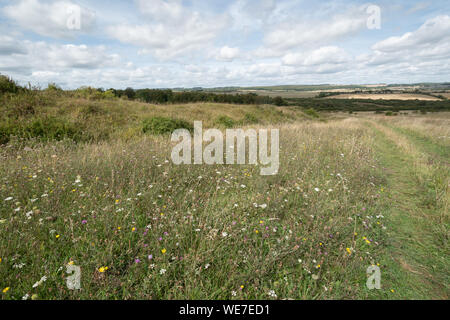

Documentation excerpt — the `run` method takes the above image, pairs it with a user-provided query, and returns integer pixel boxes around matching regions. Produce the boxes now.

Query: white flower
[222,232,228,237]
[259,204,267,209]
[4,197,13,201]
[22,294,29,300]
[160,268,166,275]
[314,188,320,192]
[268,290,277,298]
[240,184,246,188]
[231,291,237,296]
[32,276,48,288]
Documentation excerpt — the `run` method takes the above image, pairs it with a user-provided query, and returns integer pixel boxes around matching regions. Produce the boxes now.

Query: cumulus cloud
[108,0,228,59]
[0,36,28,55]
[0,39,119,78]
[282,46,351,66]
[3,0,96,38]
[217,46,240,61]
[261,8,368,55]
[373,15,450,52]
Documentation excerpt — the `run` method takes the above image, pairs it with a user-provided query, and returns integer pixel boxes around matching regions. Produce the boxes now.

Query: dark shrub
[243,113,259,124]
[303,108,319,118]
[0,75,21,94]
[142,117,193,135]
[215,115,235,128]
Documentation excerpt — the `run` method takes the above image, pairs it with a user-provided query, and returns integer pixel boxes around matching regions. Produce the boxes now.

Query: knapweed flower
[81,220,87,225]
[135,258,141,264]
[148,254,153,260]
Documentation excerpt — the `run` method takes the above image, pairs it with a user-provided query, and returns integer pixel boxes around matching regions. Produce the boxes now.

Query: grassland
[0,87,448,300]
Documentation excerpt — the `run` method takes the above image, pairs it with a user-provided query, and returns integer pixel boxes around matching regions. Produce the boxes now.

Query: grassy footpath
[368,120,449,299]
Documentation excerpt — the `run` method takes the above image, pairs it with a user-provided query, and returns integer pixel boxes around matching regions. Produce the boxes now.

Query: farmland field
[0,87,448,300]
[328,93,443,101]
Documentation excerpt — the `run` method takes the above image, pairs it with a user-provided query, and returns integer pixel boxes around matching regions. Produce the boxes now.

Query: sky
[0,0,449,89]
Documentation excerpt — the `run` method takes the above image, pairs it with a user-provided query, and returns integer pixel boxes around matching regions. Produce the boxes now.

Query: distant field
[329,93,442,101]
[238,90,319,98]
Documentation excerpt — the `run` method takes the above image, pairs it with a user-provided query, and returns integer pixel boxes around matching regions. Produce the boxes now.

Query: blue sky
[0,0,449,88]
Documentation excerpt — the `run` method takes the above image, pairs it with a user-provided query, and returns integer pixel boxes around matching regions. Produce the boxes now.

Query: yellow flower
[161,248,167,254]
[117,226,121,230]
[98,266,108,273]
[115,199,120,204]
[31,294,38,300]
[0,258,2,263]
[319,242,323,246]
[132,227,136,232]
[240,285,244,289]
[390,289,395,293]
[316,264,321,269]
[346,248,352,255]
[55,234,60,239]
[68,261,74,265]
[2,287,10,293]
[259,220,264,224]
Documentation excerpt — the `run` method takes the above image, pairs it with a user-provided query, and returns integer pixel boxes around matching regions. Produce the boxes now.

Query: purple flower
[81,220,87,225]
[135,258,141,264]
[148,254,153,260]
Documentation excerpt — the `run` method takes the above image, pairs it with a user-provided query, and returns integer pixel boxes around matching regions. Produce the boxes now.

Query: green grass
[366,120,449,299]
[0,88,448,300]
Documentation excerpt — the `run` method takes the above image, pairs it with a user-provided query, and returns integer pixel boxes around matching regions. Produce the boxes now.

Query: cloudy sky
[0,0,449,89]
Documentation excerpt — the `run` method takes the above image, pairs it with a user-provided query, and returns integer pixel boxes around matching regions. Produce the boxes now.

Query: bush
[142,117,193,135]
[0,75,21,94]
[273,96,286,106]
[0,117,84,144]
[215,115,235,128]
[22,117,83,141]
[385,111,393,116]
[303,108,319,118]
[243,113,259,124]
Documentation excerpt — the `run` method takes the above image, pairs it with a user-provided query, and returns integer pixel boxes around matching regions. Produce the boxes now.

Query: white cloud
[373,15,450,52]
[0,39,119,77]
[217,46,240,61]
[282,46,350,66]
[262,8,367,54]
[3,0,96,38]
[108,0,228,60]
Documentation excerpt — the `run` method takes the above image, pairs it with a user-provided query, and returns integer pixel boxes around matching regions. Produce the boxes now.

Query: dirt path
[367,119,449,299]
